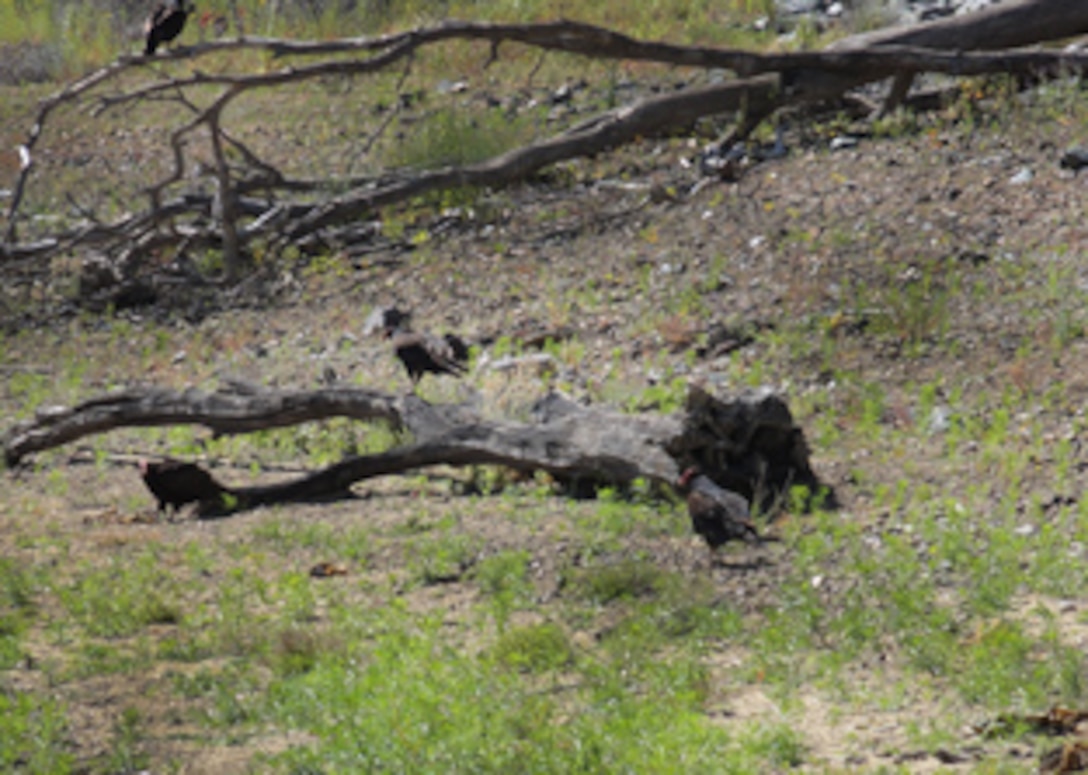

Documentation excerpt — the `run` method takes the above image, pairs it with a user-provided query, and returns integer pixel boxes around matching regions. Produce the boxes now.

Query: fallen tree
[2,381,830,517]
[2,0,1086,285]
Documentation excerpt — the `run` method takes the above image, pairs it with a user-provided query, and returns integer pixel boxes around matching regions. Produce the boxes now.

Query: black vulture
[676,466,759,559]
[388,328,470,385]
[144,0,193,56]
[138,458,225,513]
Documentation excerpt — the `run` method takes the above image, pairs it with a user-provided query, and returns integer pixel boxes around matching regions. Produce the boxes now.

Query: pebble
[1009,167,1033,185]
[435,79,468,94]
[928,406,950,434]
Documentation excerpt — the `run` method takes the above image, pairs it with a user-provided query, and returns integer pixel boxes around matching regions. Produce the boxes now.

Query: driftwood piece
[3,382,829,515]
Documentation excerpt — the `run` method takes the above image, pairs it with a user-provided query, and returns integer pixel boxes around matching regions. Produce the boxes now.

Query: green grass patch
[566,558,670,604]
[491,621,574,673]
[0,689,73,774]
[0,557,36,669]
[57,551,181,639]
[260,609,768,773]
[390,105,538,172]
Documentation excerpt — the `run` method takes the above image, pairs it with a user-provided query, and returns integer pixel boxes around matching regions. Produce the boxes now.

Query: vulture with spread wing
[388,328,470,385]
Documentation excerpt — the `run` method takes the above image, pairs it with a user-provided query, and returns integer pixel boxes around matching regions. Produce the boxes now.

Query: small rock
[363,306,410,337]
[1060,146,1088,171]
[551,83,574,104]
[928,406,950,434]
[777,0,821,13]
[1009,166,1033,185]
[435,79,467,94]
[830,135,859,151]
[172,350,187,364]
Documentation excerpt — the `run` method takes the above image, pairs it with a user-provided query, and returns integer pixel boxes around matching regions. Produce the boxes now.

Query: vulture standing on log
[388,327,470,385]
[676,466,759,561]
[138,458,226,513]
[144,0,193,56]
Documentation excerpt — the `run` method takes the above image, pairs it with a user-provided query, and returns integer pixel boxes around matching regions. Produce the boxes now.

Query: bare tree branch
[6,2,1087,273]
[3,59,132,247]
[3,385,401,467]
[279,72,783,241]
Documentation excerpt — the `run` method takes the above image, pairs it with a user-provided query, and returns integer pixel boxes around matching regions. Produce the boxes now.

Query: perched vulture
[138,458,226,513]
[676,467,759,558]
[388,328,470,385]
[144,0,193,56]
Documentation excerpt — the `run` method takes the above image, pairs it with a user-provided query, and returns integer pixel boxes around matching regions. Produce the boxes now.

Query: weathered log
[3,382,830,516]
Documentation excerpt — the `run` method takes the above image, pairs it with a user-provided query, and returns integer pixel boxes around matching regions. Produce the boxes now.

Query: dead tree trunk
[3,383,830,516]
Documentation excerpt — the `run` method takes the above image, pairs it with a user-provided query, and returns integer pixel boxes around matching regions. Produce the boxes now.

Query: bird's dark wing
[158,9,188,44]
[425,333,468,374]
[695,475,748,510]
[393,331,467,380]
[145,2,190,53]
[176,464,223,501]
[143,461,223,508]
[145,6,164,53]
[392,333,428,381]
[143,469,190,507]
[443,333,471,363]
[687,485,758,547]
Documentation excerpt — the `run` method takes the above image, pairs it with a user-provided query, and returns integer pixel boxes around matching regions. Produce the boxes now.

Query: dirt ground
[3,70,1088,772]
